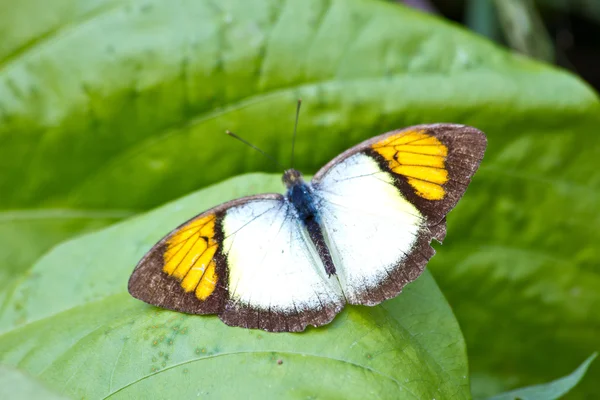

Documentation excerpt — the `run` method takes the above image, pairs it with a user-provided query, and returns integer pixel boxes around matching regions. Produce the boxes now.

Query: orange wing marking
[163,214,219,300]
[372,130,449,200]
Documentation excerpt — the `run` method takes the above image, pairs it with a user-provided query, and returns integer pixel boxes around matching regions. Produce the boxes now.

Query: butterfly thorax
[283,168,336,276]
[283,169,319,222]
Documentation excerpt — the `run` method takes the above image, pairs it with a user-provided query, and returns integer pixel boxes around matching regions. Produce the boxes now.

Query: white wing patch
[313,153,424,304]
[222,200,344,313]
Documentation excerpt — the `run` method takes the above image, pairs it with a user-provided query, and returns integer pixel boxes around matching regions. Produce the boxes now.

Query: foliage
[1,0,599,398]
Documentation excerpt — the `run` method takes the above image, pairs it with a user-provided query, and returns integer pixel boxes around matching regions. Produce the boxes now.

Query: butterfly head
[283,169,304,188]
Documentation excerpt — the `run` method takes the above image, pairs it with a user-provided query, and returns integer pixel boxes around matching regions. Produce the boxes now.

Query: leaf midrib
[69,68,586,204]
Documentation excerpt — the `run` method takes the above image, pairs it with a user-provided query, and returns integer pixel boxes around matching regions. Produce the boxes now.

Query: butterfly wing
[311,124,486,304]
[129,194,344,332]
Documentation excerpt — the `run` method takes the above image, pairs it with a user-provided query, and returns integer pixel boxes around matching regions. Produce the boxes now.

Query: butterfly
[128,118,486,332]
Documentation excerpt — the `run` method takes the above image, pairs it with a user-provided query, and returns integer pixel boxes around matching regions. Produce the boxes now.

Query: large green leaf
[1,0,600,398]
[0,174,470,399]
[1,0,595,210]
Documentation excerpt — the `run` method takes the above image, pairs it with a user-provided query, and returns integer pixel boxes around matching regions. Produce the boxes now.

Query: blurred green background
[0,0,598,398]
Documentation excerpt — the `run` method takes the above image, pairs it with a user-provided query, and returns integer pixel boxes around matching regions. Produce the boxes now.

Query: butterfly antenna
[290,99,302,168]
[225,130,285,171]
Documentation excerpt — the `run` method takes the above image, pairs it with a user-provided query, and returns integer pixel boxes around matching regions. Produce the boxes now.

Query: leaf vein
[101,350,418,399]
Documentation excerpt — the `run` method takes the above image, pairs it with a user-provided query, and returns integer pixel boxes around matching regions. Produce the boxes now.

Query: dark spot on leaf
[277,359,283,365]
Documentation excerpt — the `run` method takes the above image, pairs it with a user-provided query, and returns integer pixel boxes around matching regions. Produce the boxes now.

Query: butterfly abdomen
[305,218,336,276]
[286,179,336,276]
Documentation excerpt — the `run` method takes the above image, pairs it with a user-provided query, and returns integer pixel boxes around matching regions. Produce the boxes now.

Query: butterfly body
[284,170,337,276]
[129,124,487,332]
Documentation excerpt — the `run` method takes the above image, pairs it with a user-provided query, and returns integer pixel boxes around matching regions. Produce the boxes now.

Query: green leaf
[487,353,597,400]
[0,365,68,400]
[2,0,595,211]
[0,174,470,399]
[1,0,600,398]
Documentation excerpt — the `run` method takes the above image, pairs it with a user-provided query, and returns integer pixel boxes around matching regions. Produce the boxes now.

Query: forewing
[311,124,486,304]
[314,124,487,224]
[128,195,278,315]
[128,194,344,332]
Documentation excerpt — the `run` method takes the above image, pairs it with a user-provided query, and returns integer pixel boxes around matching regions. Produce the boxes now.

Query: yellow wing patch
[372,130,448,200]
[163,214,219,300]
